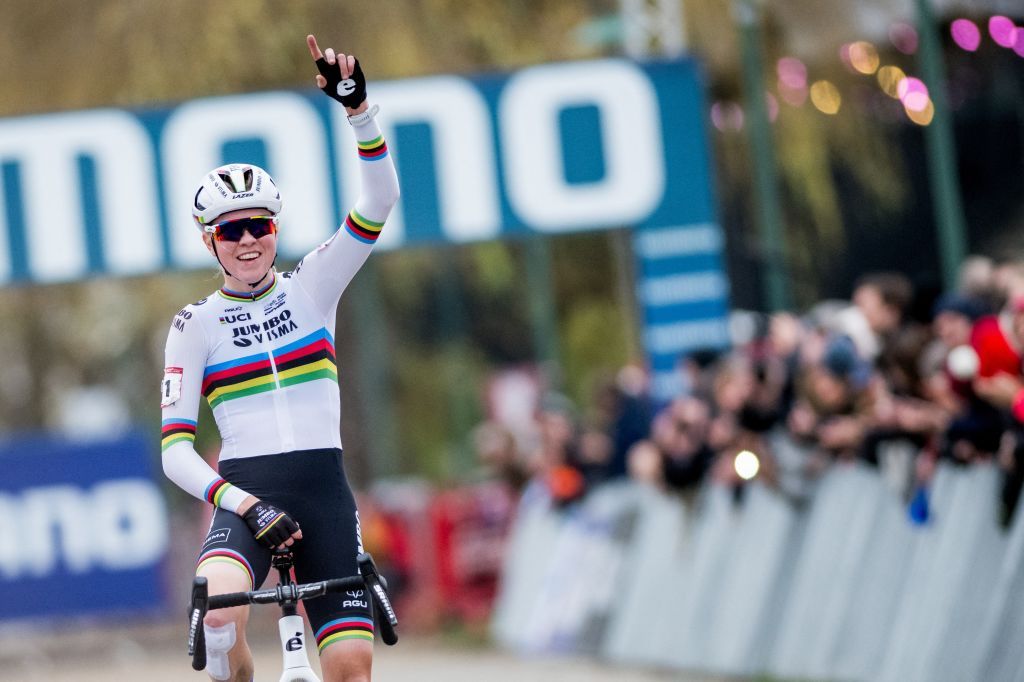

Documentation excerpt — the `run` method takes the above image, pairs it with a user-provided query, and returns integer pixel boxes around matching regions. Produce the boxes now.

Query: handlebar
[207,575,366,610]
[188,551,398,672]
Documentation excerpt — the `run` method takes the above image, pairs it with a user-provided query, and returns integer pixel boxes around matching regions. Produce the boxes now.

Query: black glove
[315,56,367,108]
[242,501,301,549]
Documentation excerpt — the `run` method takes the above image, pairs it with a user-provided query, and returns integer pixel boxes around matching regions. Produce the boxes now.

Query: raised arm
[291,35,400,315]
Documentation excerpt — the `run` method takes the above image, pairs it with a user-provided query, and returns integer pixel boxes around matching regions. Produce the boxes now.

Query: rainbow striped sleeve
[315,616,375,652]
[344,209,384,244]
[204,478,235,507]
[161,418,197,452]
[357,135,389,162]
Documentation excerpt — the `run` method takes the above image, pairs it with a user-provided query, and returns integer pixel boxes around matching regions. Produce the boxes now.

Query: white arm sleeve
[160,308,250,514]
[291,112,400,315]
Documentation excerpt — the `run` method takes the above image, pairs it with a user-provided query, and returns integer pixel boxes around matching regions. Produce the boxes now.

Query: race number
[161,367,183,407]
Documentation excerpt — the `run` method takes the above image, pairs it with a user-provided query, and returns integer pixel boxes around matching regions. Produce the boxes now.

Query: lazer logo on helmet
[233,192,254,199]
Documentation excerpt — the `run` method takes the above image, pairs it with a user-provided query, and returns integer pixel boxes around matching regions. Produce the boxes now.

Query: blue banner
[0,432,169,621]
[0,58,728,396]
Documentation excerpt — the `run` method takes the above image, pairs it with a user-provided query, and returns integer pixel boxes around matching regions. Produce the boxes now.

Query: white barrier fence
[492,460,1024,681]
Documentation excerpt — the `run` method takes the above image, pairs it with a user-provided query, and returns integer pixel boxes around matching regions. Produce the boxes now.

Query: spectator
[471,421,530,492]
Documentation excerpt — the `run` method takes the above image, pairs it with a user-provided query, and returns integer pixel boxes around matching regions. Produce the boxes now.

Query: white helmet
[192,163,282,227]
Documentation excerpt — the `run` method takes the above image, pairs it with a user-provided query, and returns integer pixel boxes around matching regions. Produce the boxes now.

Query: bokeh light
[906,98,935,126]
[711,101,745,132]
[951,18,982,52]
[734,450,760,481]
[889,22,918,54]
[777,57,807,89]
[898,77,930,112]
[849,41,880,75]
[839,43,853,70]
[779,84,807,107]
[765,92,779,121]
[1015,26,1024,57]
[810,80,842,114]
[776,57,809,106]
[877,65,906,98]
[989,16,1018,48]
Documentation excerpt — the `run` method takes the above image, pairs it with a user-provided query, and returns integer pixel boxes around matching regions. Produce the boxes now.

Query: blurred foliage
[0,0,602,115]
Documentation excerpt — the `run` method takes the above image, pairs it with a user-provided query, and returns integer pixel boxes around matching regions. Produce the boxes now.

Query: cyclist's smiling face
[204,207,278,288]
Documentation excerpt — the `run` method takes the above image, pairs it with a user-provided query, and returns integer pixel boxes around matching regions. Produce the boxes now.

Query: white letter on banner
[332,77,500,249]
[0,111,162,282]
[20,486,88,578]
[162,93,332,266]
[499,60,665,231]
[0,493,18,578]
[92,480,168,570]
[0,175,11,283]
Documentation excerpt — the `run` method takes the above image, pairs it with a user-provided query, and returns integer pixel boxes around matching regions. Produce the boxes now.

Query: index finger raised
[306,34,323,60]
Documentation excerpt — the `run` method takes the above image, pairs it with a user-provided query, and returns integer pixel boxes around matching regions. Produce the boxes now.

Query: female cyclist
[160,35,399,682]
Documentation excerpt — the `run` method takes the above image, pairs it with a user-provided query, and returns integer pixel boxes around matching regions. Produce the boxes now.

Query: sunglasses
[207,216,278,242]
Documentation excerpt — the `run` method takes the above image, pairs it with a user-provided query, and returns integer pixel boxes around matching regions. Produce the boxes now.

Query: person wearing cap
[160,35,398,682]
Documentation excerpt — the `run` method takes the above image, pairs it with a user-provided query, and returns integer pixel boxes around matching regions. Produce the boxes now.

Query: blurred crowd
[473,255,1024,526]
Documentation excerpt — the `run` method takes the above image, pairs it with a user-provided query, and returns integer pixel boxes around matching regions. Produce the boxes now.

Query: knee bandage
[204,622,237,681]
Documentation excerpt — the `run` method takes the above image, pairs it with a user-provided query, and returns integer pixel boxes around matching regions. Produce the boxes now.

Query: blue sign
[0,58,728,397]
[0,432,169,621]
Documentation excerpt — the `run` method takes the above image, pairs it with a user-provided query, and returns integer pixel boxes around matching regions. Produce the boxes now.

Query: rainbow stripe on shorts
[315,616,374,652]
[196,548,255,590]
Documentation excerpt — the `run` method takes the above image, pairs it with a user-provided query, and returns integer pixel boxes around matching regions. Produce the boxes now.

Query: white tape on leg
[204,622,237,681]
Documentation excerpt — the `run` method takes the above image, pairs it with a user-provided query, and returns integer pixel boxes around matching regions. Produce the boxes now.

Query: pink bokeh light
[989,16,1018,48]
[777,57,807,90]
[898,77,930,112]
[1015,26,1024,57]
[765,92,779,122]
[839,43,853,70]
[889,22,918,54]
[711,102,745,132]
[951,18,981,52]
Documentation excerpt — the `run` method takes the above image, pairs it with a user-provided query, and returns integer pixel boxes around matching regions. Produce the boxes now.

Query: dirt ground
[0,620,709,681]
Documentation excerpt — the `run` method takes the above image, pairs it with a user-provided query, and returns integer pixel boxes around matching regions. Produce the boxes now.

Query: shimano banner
[0,431,170,621]
[0,58,728,396]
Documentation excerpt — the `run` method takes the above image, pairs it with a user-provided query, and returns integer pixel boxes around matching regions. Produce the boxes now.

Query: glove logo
[337,79,357,97]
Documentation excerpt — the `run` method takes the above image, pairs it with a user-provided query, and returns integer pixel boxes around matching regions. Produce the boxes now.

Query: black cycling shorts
[195,448,374,653]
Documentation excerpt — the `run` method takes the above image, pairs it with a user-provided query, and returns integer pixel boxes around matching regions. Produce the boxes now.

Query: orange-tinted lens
[212,216,277,242]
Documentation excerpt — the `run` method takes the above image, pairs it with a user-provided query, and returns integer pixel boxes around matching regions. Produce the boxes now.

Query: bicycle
[187,549,398,682]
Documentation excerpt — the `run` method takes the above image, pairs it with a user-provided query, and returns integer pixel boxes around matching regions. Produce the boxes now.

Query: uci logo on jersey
[219,312,252,325]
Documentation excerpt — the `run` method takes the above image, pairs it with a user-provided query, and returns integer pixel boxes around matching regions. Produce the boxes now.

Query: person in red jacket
[972,298,1024,420]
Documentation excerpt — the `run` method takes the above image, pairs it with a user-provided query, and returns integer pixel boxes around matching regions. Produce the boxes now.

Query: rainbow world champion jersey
[160,116,398,514]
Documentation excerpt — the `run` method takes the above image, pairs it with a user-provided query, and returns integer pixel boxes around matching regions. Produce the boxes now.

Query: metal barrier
[492,454,1015,681]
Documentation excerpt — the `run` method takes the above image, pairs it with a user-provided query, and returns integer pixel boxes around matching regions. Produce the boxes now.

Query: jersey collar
[218,272,277,303]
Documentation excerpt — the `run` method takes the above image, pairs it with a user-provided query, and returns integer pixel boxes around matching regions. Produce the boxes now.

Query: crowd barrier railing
[492,444,1024,681]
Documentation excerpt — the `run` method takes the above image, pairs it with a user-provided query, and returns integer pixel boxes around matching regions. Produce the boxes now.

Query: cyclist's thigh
[283,451,374,652]
[196,506,271,594]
